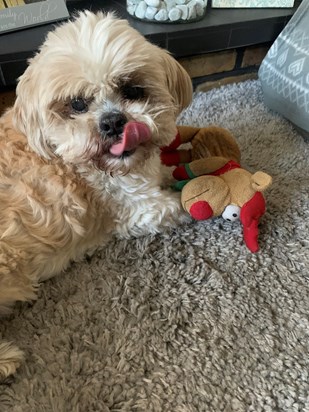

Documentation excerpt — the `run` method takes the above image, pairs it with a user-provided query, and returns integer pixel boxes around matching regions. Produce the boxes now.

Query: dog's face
[13,12,192,174]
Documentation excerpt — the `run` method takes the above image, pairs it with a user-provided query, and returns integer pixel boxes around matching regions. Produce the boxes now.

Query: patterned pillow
[258,1,309,138]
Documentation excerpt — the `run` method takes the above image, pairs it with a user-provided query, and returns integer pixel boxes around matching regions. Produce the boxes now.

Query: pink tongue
[110,121,151,156]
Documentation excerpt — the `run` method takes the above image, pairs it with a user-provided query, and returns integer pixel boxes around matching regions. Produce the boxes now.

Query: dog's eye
[70,98,88,113]
[122,85,145,100]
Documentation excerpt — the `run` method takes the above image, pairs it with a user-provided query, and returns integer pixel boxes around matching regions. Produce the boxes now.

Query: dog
[0,11,192,380]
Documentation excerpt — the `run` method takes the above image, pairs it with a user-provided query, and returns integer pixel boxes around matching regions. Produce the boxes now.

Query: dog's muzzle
[98,112,151,157]
[99,111,127,138]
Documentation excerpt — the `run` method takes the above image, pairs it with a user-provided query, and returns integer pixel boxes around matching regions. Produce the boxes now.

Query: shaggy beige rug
[0,80,308,411]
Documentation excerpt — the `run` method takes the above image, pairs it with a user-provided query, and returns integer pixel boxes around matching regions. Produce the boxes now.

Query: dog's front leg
[114,189,191,239]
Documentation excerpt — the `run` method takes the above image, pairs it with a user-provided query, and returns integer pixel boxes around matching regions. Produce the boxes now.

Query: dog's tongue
[110,121,151,156]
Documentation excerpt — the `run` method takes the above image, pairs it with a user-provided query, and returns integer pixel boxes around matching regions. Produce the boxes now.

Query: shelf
[0,0,299,88]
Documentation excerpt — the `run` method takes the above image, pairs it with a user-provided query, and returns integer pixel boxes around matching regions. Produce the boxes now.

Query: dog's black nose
[100,112,127,137]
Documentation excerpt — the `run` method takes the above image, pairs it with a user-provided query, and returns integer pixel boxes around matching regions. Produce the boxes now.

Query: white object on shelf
[212,0,295,8]
[127,0,206,22]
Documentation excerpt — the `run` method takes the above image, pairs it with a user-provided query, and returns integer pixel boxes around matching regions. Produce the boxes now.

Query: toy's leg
[161,125,241,166]
[177,125,201,143]
[160,149,192,166]
[161,126,201,166]
[181,175,230,220]
[191,126,241,163]
[173,157,231,180]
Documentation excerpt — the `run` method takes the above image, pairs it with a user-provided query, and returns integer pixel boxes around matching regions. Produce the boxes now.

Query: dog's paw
[159,190,192,228]
[177,210,193,226]
[0,342,24,383]
[159,164,177,189]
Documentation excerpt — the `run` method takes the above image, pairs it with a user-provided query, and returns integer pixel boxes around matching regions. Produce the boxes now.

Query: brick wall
[178,43,270,91]
[0,43,271,114]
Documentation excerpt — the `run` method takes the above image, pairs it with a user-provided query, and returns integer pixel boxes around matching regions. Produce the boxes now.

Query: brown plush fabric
[177,125,241,163]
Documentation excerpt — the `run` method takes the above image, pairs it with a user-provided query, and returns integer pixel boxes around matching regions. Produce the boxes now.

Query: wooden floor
[0,90,16,115]
[0,0,25,10]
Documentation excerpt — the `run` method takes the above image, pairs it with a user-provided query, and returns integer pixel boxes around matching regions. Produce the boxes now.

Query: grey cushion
[258,1,309,136]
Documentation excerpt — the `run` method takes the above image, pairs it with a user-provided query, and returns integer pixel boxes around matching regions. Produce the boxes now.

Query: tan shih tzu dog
[0,11,192,380]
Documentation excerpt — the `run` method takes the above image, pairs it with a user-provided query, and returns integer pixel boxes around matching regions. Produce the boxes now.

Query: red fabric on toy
[240,192,266,253]
[210,160,241,176]
[173,165,188,180]
[189,201,213,220]
[160,132,182,166]
[160,151,181,167]
[160,132,181,152]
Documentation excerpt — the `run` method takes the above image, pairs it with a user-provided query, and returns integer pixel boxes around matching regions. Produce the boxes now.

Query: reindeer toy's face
[161,125,272,252]
[180,165,272,253]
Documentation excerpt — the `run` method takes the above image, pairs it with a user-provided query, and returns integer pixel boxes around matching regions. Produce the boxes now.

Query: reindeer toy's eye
[222,205,241,222]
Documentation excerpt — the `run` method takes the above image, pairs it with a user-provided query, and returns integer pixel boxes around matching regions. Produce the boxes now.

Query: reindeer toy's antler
[161,126,272,253]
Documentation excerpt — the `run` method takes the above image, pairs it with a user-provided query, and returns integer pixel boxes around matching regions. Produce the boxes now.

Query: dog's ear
[13,64,54,159]
[160,52,193,116]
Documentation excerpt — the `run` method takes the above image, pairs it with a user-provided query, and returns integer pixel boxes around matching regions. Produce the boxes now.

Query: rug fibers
[0,80,308,412]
